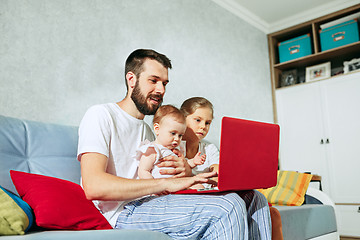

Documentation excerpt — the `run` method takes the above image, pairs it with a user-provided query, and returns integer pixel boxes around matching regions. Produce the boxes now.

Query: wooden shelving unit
[267,3,360,122]
[273,41,360,71]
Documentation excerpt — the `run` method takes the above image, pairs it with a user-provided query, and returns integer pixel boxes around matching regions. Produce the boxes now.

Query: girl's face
[184,107,213,142]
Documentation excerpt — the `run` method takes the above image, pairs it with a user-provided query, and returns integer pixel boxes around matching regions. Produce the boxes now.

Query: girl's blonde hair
[180,97,214,118]
[153,105,186,124]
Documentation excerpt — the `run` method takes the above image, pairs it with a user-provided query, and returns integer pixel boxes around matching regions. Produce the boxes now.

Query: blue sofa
[0,115,338,239]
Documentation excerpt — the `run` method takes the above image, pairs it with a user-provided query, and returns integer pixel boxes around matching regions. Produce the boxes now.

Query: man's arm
[80,152,215,201]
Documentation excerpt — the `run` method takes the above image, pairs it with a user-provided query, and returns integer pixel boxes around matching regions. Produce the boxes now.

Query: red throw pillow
[10,170,112,230]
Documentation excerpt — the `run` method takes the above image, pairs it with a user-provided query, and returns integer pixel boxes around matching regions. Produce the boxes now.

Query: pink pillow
[10,170,112,230]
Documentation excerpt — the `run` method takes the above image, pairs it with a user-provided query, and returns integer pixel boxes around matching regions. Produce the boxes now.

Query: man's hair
[153,105,186,125]
[125,49,172,89]
[180,97,214,118]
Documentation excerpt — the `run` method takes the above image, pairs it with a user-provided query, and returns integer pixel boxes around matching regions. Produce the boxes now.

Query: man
[78,49,271,239]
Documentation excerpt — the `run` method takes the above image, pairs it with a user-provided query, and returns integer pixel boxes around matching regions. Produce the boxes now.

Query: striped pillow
[258,171,313,206]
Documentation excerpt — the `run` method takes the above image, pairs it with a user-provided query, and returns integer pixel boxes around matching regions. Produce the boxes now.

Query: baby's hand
[193,152,206,166]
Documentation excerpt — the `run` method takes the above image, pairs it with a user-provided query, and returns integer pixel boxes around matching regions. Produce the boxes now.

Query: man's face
[131,59,169,115]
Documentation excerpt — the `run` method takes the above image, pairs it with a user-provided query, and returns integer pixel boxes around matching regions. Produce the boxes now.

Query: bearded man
[77,49,271,239]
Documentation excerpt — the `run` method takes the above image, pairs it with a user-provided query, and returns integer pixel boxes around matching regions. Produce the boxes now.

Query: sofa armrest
[306,187,335,207]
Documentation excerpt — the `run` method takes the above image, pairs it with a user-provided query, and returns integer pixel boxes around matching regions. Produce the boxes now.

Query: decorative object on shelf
[344,58,360,73]
[278,34,312,63]
[320,19,359,51]
[280,69,297,87]
[298,77,306,84]
[331,66,345,76]
[305,62,331,82]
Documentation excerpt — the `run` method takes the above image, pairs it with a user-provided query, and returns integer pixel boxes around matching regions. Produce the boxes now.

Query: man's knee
[236,190,269,209]
[217,193,247,217]
[253,190,269,205]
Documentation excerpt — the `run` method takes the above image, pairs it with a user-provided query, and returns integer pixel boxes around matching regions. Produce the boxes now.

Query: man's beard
[131,81,163,115]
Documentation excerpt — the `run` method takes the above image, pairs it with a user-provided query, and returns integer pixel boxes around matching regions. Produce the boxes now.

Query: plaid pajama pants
[115,190,271,240]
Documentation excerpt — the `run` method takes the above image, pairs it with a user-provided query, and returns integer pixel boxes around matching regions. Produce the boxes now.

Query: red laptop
[174,116,280,194]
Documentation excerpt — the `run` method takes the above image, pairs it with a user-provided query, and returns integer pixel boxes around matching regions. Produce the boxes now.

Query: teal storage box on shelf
[320,19,359,51]
[278,34,312,63]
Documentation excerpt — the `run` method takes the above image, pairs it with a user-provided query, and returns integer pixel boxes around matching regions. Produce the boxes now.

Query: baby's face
[155,116,186,150]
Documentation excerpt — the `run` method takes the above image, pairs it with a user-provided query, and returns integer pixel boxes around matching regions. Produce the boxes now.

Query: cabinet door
[335,205,360,237]
[276,83,332,194]
[321,72,360,203]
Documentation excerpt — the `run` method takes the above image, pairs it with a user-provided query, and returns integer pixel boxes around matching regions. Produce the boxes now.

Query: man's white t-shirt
[77,103,155,227]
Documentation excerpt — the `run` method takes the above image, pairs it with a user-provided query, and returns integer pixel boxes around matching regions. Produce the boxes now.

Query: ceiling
[212,0,360,33]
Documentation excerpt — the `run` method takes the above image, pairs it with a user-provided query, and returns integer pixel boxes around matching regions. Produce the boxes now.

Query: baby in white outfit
[135,105,205,179]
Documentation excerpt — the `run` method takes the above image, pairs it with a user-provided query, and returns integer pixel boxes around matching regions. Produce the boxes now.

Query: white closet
[276,71,360,236]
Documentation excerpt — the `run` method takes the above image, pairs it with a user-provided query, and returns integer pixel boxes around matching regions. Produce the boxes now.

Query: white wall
[0,0,273,147]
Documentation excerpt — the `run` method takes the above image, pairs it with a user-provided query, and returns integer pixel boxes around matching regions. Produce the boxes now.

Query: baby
[136,105,206,179]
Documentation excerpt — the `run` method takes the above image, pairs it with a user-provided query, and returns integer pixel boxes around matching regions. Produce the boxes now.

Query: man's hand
[81,153,215,201]
[209,164,219,187]
[161,171,217,193]
[157,150,192,177]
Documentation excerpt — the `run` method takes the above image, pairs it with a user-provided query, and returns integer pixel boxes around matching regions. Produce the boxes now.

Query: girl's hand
[193,152,206,165]
[209,164,219,186]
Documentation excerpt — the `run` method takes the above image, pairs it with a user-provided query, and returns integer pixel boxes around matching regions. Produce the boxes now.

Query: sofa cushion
[0,185,34,235]
[10,170,112,230]
[258,170,312,206]
[0,115,80,195]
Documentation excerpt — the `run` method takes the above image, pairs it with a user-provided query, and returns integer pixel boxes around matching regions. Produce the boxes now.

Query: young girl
[180,97,219,188]
[136,105,205,179]
[180,97,284,240]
